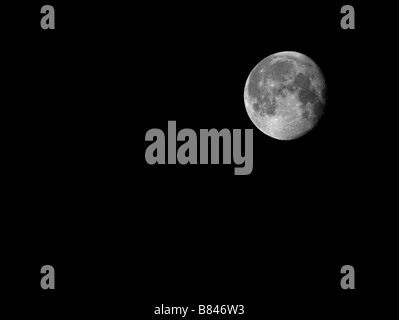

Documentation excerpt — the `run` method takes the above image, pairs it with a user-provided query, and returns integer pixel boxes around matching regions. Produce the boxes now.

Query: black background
[4,0,396,318]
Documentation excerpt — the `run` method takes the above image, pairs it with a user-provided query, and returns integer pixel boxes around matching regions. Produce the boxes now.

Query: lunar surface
[244,51,326,140]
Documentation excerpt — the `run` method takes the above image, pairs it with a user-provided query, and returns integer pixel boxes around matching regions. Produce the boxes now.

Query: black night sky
[3,1,396,318]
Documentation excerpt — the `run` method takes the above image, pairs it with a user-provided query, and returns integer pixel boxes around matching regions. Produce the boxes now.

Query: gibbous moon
[244,51,326,140]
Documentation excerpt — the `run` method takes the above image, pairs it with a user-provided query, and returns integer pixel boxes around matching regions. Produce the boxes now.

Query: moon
[244,51,327,140]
